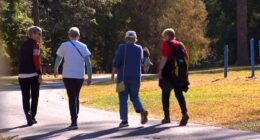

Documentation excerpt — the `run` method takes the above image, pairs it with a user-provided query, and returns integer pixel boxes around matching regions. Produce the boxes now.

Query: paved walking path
[0,76,260,140]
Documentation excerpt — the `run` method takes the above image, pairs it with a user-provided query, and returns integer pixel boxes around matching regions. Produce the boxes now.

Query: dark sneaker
[119,121,129,128]
[161,118,171,124]
[27,120,34,126]
[32,118,38,124]
[141,110,148,124]
[179,114,189,126]
[68,123,78,130]
[26,115,34,126]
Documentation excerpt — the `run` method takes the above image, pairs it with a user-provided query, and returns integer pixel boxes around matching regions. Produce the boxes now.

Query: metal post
[250,38,255,78]
[224,45,228,78]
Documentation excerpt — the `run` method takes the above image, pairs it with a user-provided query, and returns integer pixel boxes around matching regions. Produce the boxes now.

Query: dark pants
[19,76,40,119]
[159,79,187,118]
[63,78,84,124]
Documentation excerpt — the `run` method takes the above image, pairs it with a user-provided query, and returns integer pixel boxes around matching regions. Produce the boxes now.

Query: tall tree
[32,0,40,26]
[2,0,33,73]
[0,0,10,75]
[236,0,249,66]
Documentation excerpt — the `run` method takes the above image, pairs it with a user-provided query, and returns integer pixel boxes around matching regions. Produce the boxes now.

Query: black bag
[162,41,190,92]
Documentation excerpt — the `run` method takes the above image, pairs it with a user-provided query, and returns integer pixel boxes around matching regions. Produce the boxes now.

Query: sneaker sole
[119,124,129,128]
[68,126,78,130]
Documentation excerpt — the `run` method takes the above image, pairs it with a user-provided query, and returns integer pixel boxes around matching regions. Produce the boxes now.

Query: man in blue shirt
[112,31,148,127]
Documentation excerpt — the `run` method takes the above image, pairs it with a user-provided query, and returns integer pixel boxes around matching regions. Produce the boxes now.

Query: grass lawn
[80,68,260,132]
[0,74,110,86]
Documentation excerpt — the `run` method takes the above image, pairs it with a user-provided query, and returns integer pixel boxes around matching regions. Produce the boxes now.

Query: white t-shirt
[56,40,91,79]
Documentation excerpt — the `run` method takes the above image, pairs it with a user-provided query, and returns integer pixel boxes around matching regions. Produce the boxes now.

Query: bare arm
[158,56,168,79]
[111,67,116,81]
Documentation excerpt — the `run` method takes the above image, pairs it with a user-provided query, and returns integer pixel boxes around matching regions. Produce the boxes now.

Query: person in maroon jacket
[18,26,42,126]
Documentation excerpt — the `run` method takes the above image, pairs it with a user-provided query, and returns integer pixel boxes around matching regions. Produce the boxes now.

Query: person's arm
[111,67,116,81]
[54,55,63,78]
[84,55,92,85]
[158,56,167,79]
[33,43,42,83]
[158,43,170,79]
[113,45,123,69]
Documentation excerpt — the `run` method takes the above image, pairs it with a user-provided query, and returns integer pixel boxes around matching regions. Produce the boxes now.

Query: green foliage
[2,0,33,73]
[40,0,209,72]
[0,0,8,59]
[205,0,237,65]
[205,0,260,65]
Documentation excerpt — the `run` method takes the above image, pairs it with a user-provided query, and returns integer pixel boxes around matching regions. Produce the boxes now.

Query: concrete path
[0,77,260,140]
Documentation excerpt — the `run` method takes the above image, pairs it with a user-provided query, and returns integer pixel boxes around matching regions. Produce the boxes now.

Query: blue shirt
[113,43,143,82]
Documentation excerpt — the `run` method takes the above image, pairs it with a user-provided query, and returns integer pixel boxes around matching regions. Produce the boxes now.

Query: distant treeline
[0,0,259,74]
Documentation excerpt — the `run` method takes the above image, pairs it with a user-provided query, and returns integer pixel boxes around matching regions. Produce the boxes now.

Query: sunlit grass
[80,69,260,132]
[0,74,111,86]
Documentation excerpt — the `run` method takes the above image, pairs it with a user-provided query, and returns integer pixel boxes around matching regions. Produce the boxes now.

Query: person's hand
[87,77,92,86]
[54,70,59,78]
[111,74,115,82]
[38,75,43,83]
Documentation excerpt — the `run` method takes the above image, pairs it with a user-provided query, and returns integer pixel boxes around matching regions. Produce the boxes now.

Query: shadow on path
[0,125,28,133]
[23,128,68,140]
[68,124,175,140]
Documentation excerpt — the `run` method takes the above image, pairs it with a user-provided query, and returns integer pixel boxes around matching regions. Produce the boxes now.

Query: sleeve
[160,42,172,57]
[56,43,65,57]
[33,43,42,75]
[83,45,91,57]
[113,45,123,69]
[54,56,63,71]
[84,55,92,76]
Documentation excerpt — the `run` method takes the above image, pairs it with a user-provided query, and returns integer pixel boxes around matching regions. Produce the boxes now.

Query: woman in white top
[54,27,92,130]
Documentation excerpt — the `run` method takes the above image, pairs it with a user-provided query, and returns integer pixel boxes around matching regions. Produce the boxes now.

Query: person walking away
[158,28,190,126]
[54,27,92,130]
[142,47,153,73]
[112,31,148,127]
[18,26,43,126]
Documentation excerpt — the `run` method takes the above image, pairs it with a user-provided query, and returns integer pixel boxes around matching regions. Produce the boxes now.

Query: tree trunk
[32,0,40,26]
[236,0,249,66]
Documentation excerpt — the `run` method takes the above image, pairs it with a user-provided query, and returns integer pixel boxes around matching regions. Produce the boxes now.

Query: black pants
[159,79,187,118]
[19,76,40,119]
[63,78,84,124]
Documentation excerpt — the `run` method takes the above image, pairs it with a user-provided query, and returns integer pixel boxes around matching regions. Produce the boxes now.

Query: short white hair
[162,28,176,38]
[68,27,80,38]
[28,26,42,37]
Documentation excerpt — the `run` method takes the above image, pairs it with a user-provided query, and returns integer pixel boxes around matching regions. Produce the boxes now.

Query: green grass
[80,68,260,132]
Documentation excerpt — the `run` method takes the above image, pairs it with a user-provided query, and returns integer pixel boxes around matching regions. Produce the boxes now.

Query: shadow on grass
[190,65,260,75]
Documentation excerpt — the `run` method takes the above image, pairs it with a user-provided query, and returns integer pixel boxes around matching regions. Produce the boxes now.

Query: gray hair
[162,28,176,38]
[68,27,80,38]
[28,26,42,37]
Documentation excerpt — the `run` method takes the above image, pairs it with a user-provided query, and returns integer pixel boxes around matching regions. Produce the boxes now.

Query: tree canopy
[1,0,259,75]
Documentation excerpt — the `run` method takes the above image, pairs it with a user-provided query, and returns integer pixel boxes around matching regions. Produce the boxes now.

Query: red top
[160,39,189,61]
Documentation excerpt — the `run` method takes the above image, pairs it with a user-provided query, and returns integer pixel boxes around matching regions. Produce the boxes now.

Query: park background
[1,0,260,74]
[0,0,260,134]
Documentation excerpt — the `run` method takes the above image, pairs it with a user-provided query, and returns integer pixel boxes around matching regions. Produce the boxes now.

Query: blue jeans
[119,81,144,121]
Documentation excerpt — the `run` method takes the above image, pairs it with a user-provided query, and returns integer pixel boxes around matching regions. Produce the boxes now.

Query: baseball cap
[125,31,137,38]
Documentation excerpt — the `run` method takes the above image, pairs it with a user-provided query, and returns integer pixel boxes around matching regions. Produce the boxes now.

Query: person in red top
[18,26,43,126]
[158,28,189,126]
